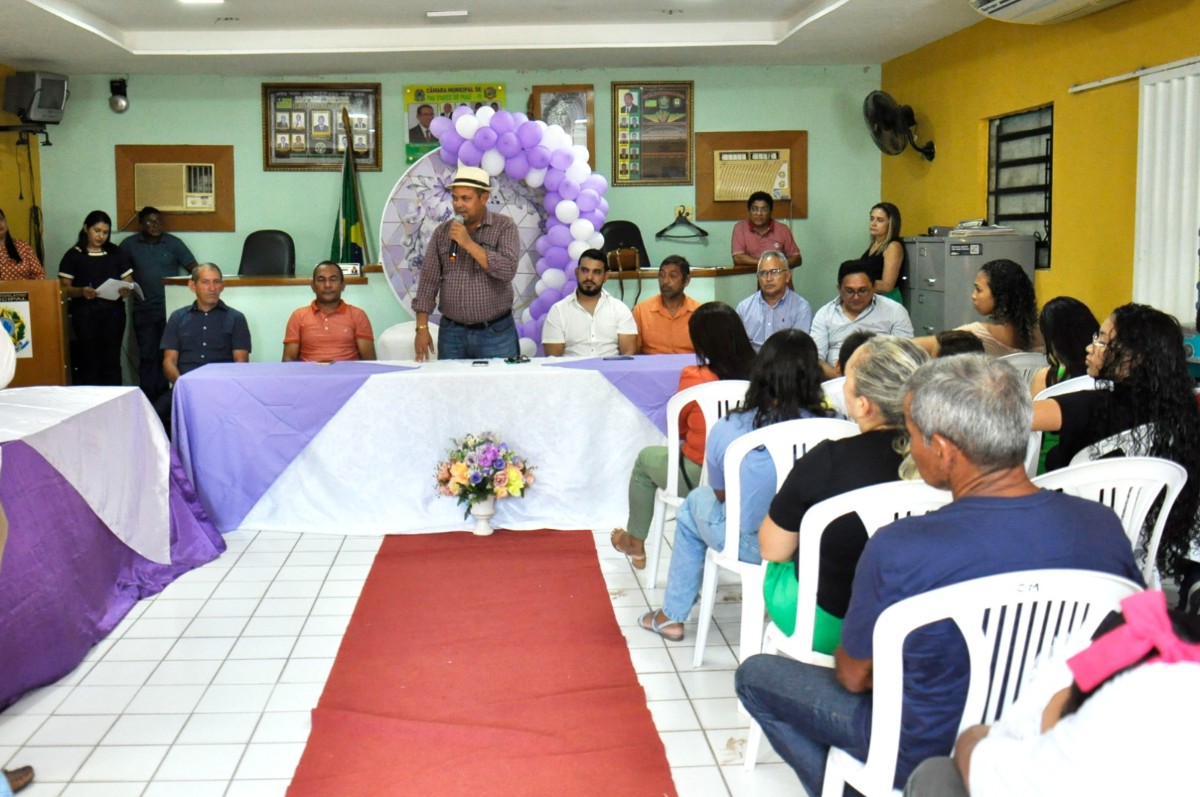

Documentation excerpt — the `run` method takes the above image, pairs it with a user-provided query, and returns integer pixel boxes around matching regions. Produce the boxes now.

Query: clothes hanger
[655,207,709,240]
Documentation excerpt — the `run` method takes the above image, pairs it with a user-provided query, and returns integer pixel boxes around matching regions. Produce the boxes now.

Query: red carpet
[287,530,677,797]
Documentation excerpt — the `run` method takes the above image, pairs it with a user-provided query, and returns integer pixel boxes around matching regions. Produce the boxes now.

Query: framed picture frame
[611,81,693,187]
[262,83,382,172]
[529,84,595,168]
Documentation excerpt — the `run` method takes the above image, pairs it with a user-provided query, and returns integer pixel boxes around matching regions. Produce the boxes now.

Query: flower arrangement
[435,432,535,516]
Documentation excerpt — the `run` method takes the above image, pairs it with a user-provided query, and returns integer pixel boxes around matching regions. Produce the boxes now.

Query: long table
[0,387,224,709]
[172,355,693,535]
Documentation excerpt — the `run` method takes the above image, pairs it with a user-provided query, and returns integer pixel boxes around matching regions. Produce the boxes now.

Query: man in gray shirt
[811,260,913,378]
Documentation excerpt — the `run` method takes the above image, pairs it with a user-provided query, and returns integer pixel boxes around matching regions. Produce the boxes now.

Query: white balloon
[554,199,580,224]
[542,268,568,289]
[480,148,505,176]
[521,308,533,324]
[570,218,595,240]
[534,278,547,294]
[525,167,547,188]
[588,232,605,250]
[534,120,548,131]
[571,145,590,163]
[519,337,537,358]
[565,160,590,184]
[454,114,479,139]
[567,240,588,261]
[475,106,495,125]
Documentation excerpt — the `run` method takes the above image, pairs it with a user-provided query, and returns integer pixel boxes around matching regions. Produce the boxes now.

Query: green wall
[40,64,881,321]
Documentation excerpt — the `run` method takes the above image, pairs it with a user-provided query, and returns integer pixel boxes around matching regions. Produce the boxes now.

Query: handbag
[605,247,639,272]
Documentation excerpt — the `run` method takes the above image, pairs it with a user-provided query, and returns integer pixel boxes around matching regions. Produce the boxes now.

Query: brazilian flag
[330,139,368,265]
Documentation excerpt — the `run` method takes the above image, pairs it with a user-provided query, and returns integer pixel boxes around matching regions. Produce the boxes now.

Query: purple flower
[469,471,483,485]
[465,453,478,466]
[493,458,506,469]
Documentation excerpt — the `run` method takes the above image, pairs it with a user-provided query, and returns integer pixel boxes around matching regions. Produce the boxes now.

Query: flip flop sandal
[639,610,684,642]
[611,529,648,569]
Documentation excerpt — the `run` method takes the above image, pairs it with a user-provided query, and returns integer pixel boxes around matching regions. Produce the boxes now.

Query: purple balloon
[535,256,552,276]
[504,151,531,180]
[526,145,551,169]
[547,225,573,248]
[512,112,529,127]
[490,110,515,134]
[496,131,521,158]
[535,237,551,256]
[517,121,543,149]
[439,129,464,152]
[598,197,609,214]
[543,168,565,193]
[440,141,461,163]
[458,140,482,167]
[559,178,580,200]
[529,295,551,318]
[539,287,563,305]
[550,148,574,171]
[429,116,452,138]
[581,175,605,194]
[473,126,498,151]
[451,104,472,121]
[590,173,609,194]
[561,280,578,297]
[542,191,562,213]
[582,210,606,229]
[546,246,570,269]
[576,188,600,212]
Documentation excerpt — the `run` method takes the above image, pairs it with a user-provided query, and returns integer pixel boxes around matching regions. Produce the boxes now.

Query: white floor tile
[78,660,157,688]
[0,714,45,746]
[165,638,237,661]
[212,659,286,686]
[660,730,718,768]
[176,713,259,745]
[241,616,306,637]
[648,699,702,732]
[721,762,801,797]
[193,684,273,715]
[146,660,222,687]
[101,638,174,663]
[26,715,117,748]
[224,778,290,796]
[309,596,357,616]
[223,566,281,583]
[672,765,732,797]
[232,742,305,779]
[274,565,331,583]
[124,685,207,716]
[101,714,189,746]
[73,744,168,781]
[253,598,315,617]
[183,617,250,638]
[264,683,323,713]
[195,599,261,619]
[299,615,349,636]
[289,636,342,658]
[154,743,245,780]
[278,658,334,684]
[61,783,147,796]
[250,712,311,744]
[209,581,271,601]
[142,781,228,796]
[9,744,92,784]
[227,637,296,661]
[5,686,73,717]
[54,687,139,716]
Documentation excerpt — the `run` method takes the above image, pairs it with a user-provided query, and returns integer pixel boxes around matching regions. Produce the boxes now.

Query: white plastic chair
[999,351,1048,386]
[1068,423,1154,465]
[1025,375,1097,476]
[821,377,848,417]
[646,380,750,587]
[1033,456,1186,587]
[820,569,1141,797]
[376,320,439,360]
[692,417,859,669]
[745,480,951,769]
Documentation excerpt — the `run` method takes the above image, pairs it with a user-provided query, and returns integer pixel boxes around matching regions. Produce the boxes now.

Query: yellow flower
[449,461,470,486]
[504,465,525,496]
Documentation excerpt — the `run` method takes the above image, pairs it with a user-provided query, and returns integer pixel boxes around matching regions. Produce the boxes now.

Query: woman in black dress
[57,210,133,385]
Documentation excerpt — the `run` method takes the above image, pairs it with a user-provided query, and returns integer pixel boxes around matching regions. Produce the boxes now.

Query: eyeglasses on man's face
[758,268,786,279]
[840,287,872,298]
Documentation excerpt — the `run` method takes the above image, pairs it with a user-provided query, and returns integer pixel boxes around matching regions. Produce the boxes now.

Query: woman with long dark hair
[1030,296,1100,395]
[861,202,905,302]
[1033,303,1200,589]
[639,328,834,641]
[612,302,755,568]
[0,208,44,281]
[916,259,1041,357]
[57,210,133,385]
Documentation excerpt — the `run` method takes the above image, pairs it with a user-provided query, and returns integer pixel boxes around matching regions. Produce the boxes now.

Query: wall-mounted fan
[863,91,935,161]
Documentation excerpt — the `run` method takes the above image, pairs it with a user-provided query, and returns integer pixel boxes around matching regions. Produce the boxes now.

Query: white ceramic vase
[470,495,496,536]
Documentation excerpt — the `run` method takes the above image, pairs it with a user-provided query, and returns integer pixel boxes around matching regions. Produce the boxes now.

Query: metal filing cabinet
[902,235,1037,336]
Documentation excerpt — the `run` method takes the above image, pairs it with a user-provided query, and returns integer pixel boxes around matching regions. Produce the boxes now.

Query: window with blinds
[988,106,1053,269]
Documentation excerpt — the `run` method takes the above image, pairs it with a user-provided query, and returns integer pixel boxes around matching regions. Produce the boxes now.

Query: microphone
[449,214,465,261]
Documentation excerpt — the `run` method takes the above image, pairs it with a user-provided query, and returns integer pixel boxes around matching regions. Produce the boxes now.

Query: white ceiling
[0,0,983,76]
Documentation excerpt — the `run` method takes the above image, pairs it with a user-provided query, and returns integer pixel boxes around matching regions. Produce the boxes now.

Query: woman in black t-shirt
[57,210,133,386]
[759,335,929,653]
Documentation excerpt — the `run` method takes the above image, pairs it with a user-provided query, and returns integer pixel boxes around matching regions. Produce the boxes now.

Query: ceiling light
[426,10,469,18]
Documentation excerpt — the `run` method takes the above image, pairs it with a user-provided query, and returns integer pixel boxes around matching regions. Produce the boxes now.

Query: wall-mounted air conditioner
[133,163,215,213]
[971,0,1131,24]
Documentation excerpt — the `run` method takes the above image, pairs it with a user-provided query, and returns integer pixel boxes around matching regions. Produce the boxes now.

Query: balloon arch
[379,105,608,356]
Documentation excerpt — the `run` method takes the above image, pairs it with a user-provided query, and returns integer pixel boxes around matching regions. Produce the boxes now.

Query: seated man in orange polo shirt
[283,262,376,362]
[632,255,701,354]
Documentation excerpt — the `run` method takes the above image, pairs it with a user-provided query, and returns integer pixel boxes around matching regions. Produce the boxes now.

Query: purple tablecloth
[546,354,693,434]
[0,441,224,710]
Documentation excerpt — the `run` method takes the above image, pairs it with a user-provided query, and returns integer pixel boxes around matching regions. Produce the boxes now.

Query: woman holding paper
[58,210,133,386]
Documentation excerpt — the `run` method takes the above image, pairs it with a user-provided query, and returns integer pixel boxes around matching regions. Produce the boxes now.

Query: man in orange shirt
[283,262,376,362]
[632,255,700,354]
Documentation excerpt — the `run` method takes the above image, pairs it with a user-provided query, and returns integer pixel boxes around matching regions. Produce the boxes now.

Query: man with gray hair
[735,250,813,351]
[736,355,1141,796]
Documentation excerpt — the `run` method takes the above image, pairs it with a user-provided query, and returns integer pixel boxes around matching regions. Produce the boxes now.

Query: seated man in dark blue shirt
[155,263,251,431]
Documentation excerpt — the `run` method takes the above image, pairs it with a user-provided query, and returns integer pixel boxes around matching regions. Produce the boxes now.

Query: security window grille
[988,106,1052,269]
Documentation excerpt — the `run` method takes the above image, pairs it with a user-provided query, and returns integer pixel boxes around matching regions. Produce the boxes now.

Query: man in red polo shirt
[283,262,376,362]
[732,191,802,269]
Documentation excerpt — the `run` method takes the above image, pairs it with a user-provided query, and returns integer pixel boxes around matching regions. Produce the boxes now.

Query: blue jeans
[735,653,871,796]
[662,486,761,623]
[437,312,519,360]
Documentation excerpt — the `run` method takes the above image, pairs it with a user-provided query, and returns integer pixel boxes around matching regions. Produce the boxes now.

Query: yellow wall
[0,63,43,250]
[882,0,1200,318]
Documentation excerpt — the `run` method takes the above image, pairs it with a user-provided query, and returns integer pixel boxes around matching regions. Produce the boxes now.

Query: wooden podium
[0,280,69,387]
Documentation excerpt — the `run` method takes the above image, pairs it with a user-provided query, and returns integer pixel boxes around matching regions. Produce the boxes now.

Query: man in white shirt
[542,250,639,357]
[811,259,914,378]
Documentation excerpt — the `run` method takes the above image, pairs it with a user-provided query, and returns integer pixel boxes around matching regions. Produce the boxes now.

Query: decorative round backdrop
[378,106,609,355]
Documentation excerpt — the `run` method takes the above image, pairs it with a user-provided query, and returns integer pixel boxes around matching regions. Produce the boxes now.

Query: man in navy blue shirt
[156,263,250,430]
[736,354,1141,795]
[119,207,198,402]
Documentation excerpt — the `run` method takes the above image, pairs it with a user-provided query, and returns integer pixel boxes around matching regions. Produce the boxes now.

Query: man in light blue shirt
[811,259,914,377]
[736,250,813,351]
